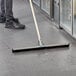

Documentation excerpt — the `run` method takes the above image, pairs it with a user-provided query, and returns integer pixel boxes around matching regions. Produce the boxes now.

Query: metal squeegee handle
[29,0,42,45]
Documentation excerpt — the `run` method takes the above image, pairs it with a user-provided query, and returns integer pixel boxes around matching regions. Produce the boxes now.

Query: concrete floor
[0,0,76,76]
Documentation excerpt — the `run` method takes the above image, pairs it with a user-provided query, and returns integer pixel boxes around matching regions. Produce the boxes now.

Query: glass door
[33,0,40,6]
[60,0,72,34]
[41,0,50,15]
[50,0,54,19]
[54,0,60,27]
[73,0,76,37]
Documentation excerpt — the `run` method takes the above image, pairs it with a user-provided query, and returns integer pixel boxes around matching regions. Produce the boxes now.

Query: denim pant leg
[1,0,5,16]
[6,0,13,21]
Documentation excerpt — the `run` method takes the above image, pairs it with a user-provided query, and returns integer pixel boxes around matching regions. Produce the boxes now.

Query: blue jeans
[1,0,13,21]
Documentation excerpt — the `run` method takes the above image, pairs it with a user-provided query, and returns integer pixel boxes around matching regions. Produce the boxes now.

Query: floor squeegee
[12,0,69,52]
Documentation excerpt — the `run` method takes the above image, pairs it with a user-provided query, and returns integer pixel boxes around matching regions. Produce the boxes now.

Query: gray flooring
[0,0,76,76]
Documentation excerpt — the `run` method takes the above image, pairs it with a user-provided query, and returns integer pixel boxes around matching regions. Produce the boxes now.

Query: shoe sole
[5,25,25,29]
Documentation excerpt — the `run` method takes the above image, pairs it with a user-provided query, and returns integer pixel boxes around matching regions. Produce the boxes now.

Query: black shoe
[0,14,20,23]
[5,20,25,29]
[0,15,6,23]
[12,18,20,23]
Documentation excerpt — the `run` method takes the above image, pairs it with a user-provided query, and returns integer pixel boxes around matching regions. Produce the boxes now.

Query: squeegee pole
[29,0,42,46]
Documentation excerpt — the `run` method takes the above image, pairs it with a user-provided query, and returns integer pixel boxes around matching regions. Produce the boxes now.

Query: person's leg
[0,0,6,23]
[5,0,25,29]
[1,0,5,16]
[6,0,13,21]
[0,0,19,23]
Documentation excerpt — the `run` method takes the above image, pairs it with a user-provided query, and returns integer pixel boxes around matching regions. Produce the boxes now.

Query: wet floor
[0,0,76,76]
